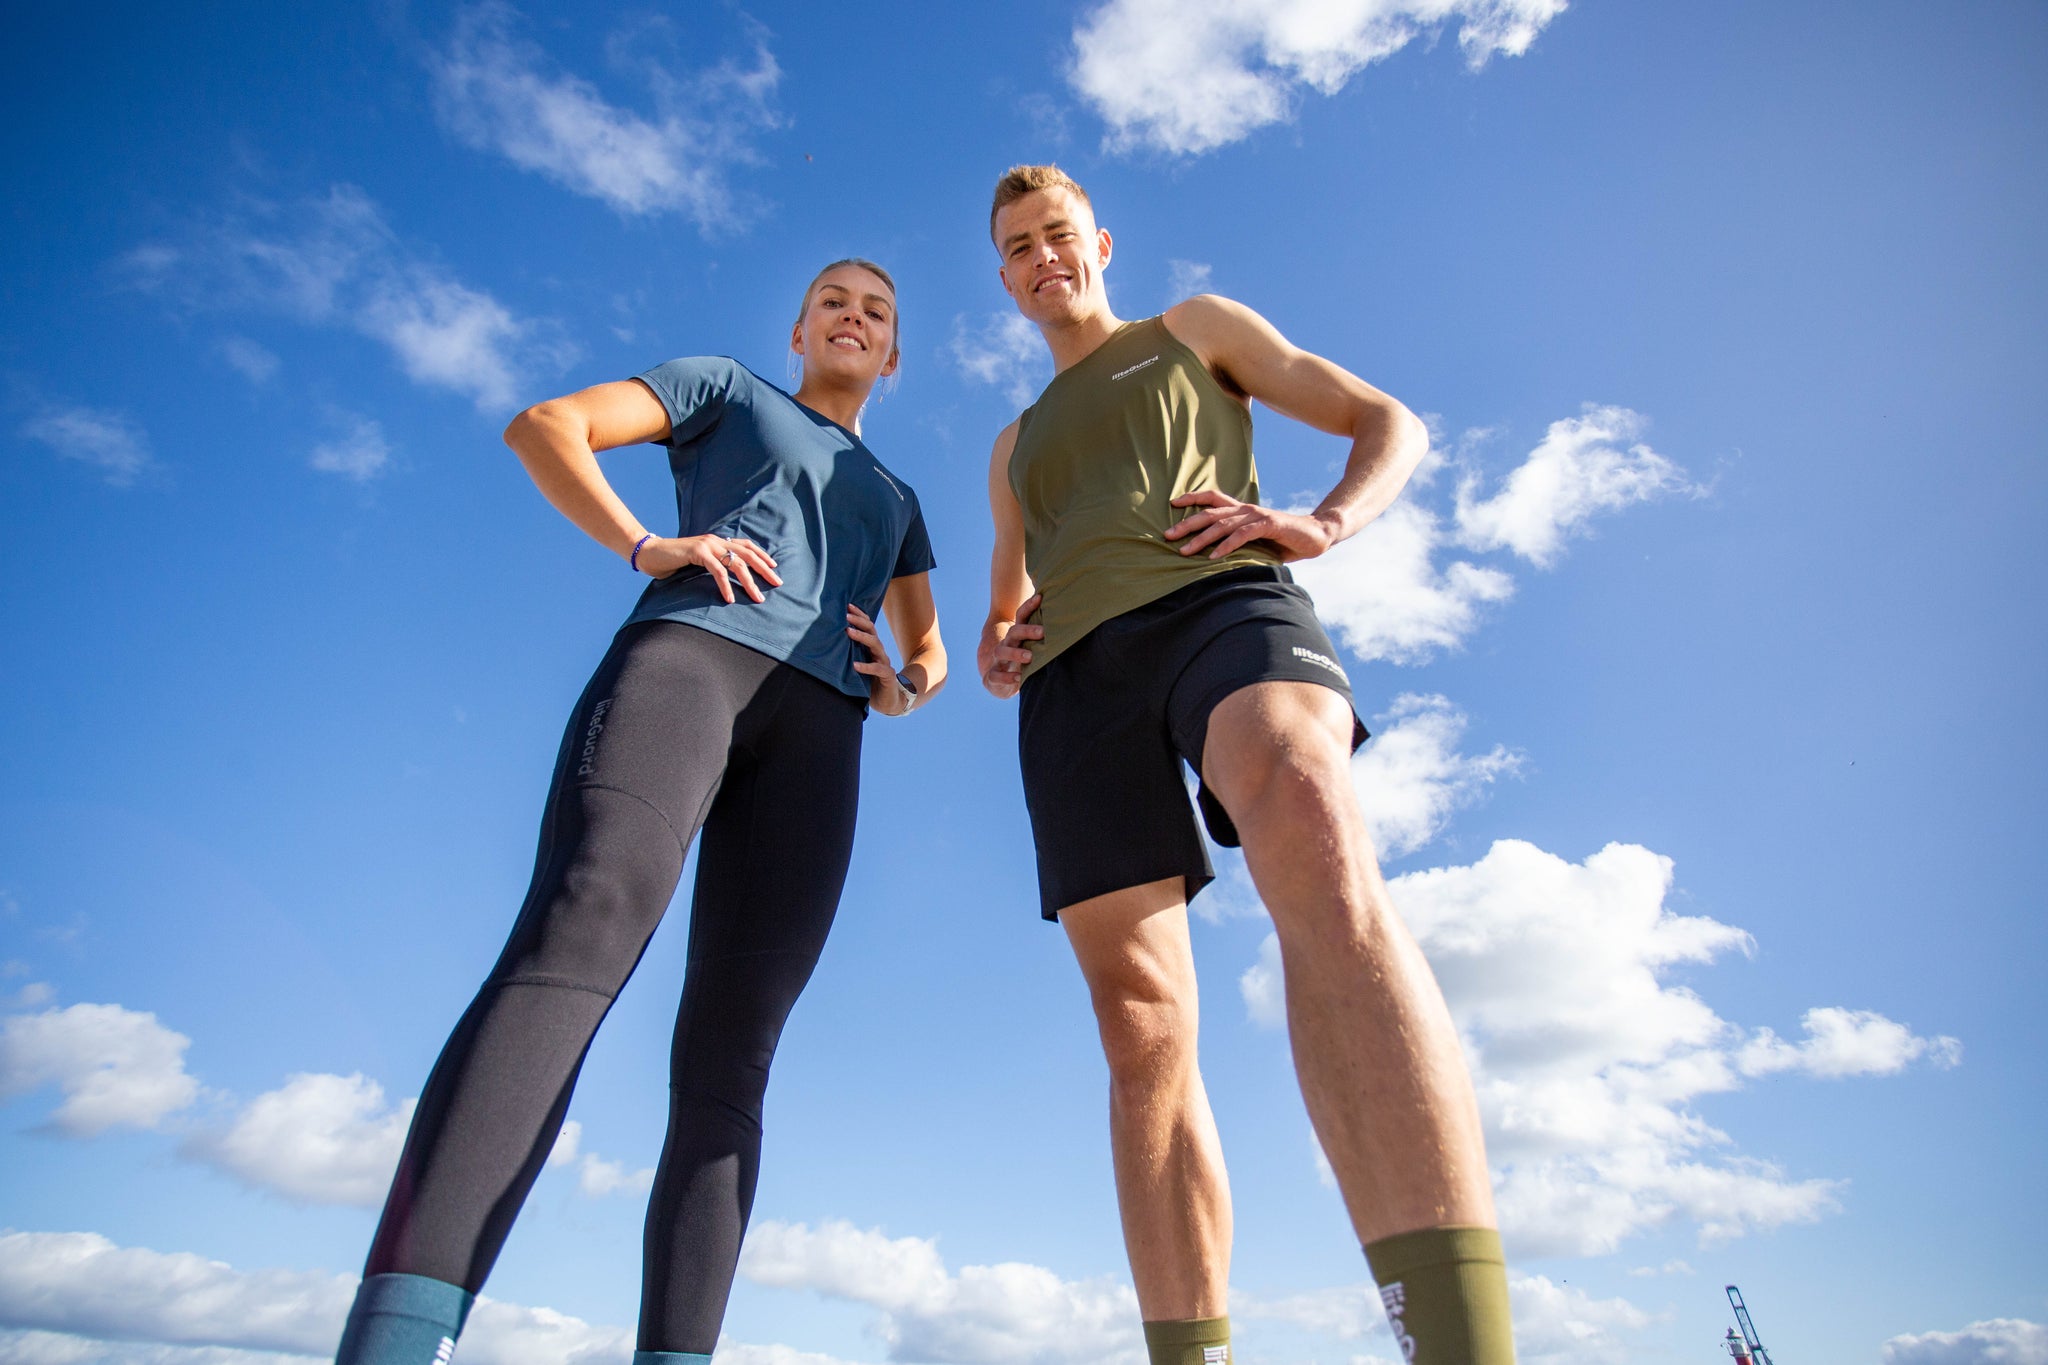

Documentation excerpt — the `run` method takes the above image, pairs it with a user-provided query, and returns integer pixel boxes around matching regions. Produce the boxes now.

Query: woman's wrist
[628,532,656,573]
[893,669,921,714]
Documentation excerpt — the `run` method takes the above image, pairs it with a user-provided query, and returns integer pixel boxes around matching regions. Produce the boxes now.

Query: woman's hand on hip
[638,535,782,603]
[848,603,912,716]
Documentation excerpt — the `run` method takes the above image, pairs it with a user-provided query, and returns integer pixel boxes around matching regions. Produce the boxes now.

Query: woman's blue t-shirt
[623,357,936,700]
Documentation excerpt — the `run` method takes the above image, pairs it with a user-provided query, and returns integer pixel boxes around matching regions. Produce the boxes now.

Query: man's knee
[1090,975,1199,1095]
[1203,686,1355,824]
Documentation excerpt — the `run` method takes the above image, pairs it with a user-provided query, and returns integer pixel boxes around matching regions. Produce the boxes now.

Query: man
[977,164,1515,1365]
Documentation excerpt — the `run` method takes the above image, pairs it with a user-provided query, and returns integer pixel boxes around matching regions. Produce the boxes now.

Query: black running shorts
[1017,565,1367,920]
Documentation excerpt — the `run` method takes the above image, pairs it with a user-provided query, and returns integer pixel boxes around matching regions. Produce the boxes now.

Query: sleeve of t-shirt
[892,496,938,579]
[633,356,742,446]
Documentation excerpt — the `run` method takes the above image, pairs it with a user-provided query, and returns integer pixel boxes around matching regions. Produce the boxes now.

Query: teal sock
[334,1273,474,1365]
[632,1355,713,1364]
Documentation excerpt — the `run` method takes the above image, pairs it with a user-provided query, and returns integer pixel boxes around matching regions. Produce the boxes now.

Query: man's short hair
[989,164,1093,242]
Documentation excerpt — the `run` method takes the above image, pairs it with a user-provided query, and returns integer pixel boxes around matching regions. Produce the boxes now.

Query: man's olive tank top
[1008,315,1278,676]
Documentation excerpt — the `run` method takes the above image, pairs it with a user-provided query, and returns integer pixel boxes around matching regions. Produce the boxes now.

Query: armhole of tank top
[1005,407,1033,501]
[1152,314,1253,429]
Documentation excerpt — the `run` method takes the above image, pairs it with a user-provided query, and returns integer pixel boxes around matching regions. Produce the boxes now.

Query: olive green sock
[1142,1315,1231,1365]
[1364,1226,1516,1365]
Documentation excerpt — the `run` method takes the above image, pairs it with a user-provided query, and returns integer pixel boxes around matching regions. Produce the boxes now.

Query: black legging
[364,621,864,1352]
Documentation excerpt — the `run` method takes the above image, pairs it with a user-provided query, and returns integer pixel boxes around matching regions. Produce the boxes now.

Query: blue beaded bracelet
[629,533,655,573]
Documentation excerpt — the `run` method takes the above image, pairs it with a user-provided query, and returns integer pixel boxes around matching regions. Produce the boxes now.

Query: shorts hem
[1040,863,1216,922]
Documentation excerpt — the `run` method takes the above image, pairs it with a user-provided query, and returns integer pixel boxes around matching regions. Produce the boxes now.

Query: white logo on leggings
[576,698,613,777]
[433,1338,454,1364]
[1291,645,1349,683]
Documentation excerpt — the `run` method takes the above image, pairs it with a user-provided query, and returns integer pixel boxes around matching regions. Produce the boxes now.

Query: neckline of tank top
[1039,315,1164,395]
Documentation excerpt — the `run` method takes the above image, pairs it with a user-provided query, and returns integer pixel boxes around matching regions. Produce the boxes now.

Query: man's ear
[1097,228,1113,271]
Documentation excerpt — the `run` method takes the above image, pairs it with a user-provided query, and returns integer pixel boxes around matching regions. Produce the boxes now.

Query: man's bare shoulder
[1161,293,1269,348]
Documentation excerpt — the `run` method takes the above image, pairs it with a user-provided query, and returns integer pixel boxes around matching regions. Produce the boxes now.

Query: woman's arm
[503,379,783,603]
[847,572,946,717]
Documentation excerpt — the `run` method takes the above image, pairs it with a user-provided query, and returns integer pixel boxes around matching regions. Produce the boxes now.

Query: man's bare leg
[1204,681,1513,1363]
[1061,879,1232,1322]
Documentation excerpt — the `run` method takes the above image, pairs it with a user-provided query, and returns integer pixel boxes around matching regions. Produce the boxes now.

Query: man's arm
[1158,294,1429,562]
[979,421,1043,699]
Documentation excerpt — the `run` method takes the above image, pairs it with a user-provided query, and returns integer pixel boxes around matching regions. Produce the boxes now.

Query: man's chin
[1016,294,1085,327]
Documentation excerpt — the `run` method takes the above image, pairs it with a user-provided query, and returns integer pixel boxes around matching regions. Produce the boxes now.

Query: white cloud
[1240,932,1285,1027]
[1239,839,1962,1255]
[577,1152,655,1198]
[1071,0,1568,154]
[184,1072,411,1207]
[122,184,568,413]
[1883,1318,2048,1365]
[1292,500,1516,664]
[0,1003,198,1136]
[949,313,1050,410]
[549,1117,582,1165]
[1736,1006,1962,1079]
[1166,259,1213,302]
[455,1299,631,1365]
[359,276,531,411]
[19,407,155,486]
[430,4,779,227]
[219,336,280,384]
[1507,1274,1652,1365]
[740,1220,1142,1365]
[1625,1258,1693,1278]
[1295,406,1680,664]
[308,415,392,482]
[0,1231,643,1365]
[0,1232,352,1356]
[1355,693,1521,858]
[1233,1280,1383,1339]
[1453,405,1693,567]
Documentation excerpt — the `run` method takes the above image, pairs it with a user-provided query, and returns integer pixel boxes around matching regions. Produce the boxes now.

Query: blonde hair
[988,164,1093,241]
[795,257,900,363]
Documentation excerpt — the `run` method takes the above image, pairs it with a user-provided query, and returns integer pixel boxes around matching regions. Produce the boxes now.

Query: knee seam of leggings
[575,780,692,857]
[486,974,622,1002]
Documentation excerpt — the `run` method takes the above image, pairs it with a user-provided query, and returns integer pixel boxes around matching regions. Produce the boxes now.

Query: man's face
[994,187,1112,326]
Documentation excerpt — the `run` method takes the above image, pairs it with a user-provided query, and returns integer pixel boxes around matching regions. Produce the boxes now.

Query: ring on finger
[724,548,737,564]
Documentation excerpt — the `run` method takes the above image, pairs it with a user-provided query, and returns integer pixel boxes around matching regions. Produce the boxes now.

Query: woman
[335,259,943,1365]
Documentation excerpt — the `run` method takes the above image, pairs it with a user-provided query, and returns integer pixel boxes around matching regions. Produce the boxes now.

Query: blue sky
[2,2,2044,1363]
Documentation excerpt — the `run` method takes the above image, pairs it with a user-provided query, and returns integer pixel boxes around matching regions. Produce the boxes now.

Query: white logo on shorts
[1203,1347,1230,1364]
[1292,645,1349,683]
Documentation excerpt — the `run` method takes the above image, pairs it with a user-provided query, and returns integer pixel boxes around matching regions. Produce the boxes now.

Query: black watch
[895,670,920,701]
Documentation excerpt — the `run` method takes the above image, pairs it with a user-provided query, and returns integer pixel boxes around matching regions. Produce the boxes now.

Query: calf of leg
[1062,880,1232,1321]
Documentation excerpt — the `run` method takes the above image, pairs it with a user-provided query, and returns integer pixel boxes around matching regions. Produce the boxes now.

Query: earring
[786,349,803,385]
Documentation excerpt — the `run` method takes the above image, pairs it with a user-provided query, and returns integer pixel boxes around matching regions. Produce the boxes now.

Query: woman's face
[792,264,899,390]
